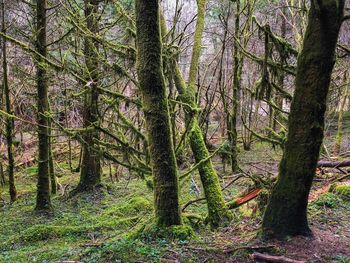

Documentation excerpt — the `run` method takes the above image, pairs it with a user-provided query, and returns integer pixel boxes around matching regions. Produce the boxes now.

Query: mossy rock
[103,197,152,217]
[140,224,194,241]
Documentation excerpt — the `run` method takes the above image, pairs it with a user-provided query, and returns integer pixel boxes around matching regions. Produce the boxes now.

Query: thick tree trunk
[1,0,16,202]
[262,0,345,238]
[76,0,101,191]
[135,0,181,227]
[35,0,51,211]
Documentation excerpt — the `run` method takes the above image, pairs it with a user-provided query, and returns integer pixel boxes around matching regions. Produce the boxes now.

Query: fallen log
[227,188,262,209]
[182,188,262,212]
[317,159,350,168]
[252,252,306,263]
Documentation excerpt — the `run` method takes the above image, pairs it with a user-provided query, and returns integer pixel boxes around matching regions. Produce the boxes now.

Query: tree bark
[228,0,241,172]
[76,0,101,191]
[1,0,17,202]
[135,0,181,227]
[48,118,57,194]
[35,0,51,211]
[262,0,345,238]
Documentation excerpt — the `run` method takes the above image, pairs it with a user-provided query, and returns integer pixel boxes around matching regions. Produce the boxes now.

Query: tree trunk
[76,0,101,191]
[48,118,57,194]
[334,77,348,155]
[262,0,345,238]
[1,0,17,202]
[35,0,51,211]
[228,0,241,173]
[0,161,5,186]
[135,0,181,227]
[162,1,232,228]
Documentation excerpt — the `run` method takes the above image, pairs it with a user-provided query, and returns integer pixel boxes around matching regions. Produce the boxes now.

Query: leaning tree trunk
[1,0,17,202]
[163,0,232,227]
[76,0,101,191]
[262,0,345,239]
[135,0,181,227]
[35,0,51,211]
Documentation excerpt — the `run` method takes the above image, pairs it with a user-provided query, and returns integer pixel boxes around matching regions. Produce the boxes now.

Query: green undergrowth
[332,184,350,199]
[1,142,349,262]
[0,169,159,262]
[0,162,214,262]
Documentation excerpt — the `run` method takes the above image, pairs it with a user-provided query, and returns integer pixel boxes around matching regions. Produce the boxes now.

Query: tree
[262,0,345,239]
[228,0,241,172]
[170,0,232,228]
[35,0,51,211]
[135,0,181,226]
[1,0,17,202]
[75,0,101,191]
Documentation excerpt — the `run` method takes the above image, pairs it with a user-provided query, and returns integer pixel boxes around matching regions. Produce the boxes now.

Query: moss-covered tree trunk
[135,0,181,227]
[164,0,232,228]
[174,66,231,228]
[35,0,51,211]
[76,0,101,191]
[228,0,241,172]
[1,0,17,202]
[262,0,345,239]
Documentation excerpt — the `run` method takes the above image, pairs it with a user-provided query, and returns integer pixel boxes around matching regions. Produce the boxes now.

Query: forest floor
[0,142,349,263]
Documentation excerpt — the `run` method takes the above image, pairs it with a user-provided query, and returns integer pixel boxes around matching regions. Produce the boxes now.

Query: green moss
[189,119,233,228]
[102,196,151,217]
[141,224,194,241]
[1,240,81,263]
[256,189,270,214]
[313,193,341,208]
[85,237,165,262]
[333,184,350,199]
[13,224,87,243]
[25,166,38,176]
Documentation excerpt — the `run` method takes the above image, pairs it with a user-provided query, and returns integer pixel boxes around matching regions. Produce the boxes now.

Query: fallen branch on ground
[182,188,262,212]
[252,252,306,263]
[224,245,275,254]
[317,159,350,168]
[227,188,262,209]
